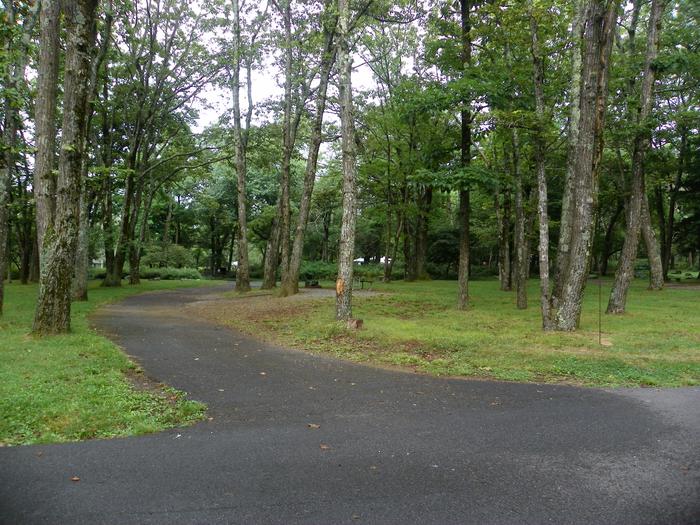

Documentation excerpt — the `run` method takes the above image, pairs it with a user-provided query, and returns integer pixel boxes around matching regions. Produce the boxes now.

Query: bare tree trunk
[496,187,512,291]
[415,187,433,280]
[282,24,336,296]
[600,202,623,276]
[607,0,664,313]
[231,0,251,292]
[261,204,281,289]
[511,129,528,310]
[72,190,90,300]
[457,0,472,310]
[335,0,358,321]
[641,195,664,289]
[551,0,585,305]
[530,13,552,329]
[33,0,99,334]
[34,0,61,255]
[550,0,618,330]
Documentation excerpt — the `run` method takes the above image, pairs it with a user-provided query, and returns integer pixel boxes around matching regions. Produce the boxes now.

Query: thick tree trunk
[335,0,358,321]
[607,0,664,313]
[530,14,552,329]
[549,0,618,330]
[282,27,336,296]
[34,0,61,255]
[552,0,585,304]
[457,0,472,310]
[33,0,98,334]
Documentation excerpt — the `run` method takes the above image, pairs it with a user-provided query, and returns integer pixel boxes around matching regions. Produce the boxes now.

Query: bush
[141,243,195,269]
[139,267,202,280]
[300,260,338,281]
[89,267,107,279]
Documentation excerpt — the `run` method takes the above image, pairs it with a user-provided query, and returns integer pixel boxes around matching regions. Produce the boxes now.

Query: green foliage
[141,243,195,269]
[139,267,203,280]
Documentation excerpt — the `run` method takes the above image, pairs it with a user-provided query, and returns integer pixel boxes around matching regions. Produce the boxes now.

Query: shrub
[141,243,195,269]
[139,267,202,280]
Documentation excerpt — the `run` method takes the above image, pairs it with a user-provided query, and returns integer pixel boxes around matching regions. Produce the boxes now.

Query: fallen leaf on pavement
[319,443,331,450]
[70,476,80,482]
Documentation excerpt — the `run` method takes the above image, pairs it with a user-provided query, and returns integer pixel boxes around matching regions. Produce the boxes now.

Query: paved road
[1,285,698,524]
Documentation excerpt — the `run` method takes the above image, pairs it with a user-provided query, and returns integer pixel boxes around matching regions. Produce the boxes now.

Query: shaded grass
[0,280,215,446]
[209,279,699,388]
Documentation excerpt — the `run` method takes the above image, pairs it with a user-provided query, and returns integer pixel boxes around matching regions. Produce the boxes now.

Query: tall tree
[33,0,99,334]
[548,0,618,331]
[335,0,358,321]
[607,0,666,313]
[282,1,337,296]
[457,0,471,310]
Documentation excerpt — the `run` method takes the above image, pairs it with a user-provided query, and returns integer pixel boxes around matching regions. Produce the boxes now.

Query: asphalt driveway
[1,284,698,524]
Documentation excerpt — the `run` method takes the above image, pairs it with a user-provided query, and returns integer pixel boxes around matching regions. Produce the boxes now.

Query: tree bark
[231,0,251,292]
[282,17,336,296]
[641,194,664,289]
[549,0,618,330]
[457,0,472,310]
[335,0,358,321]
[34,0,61,255]
[607,0,665,313]
[600,202,623,276]
[496,187,512,291]
[530,13,552,329]
[511,129,528,310]
[72,190,90,301]
[33,0,99,334]
[261,214,281,289]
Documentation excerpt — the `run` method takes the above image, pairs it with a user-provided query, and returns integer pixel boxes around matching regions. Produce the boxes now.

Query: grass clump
[208,279,699,388]
[0,280,212,446]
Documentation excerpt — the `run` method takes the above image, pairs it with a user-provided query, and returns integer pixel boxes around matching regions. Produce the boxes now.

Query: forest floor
[0,279,216,446]
[189,279,700,388]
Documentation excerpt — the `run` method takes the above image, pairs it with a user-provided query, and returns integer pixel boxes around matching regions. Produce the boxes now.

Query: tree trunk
[34,0,61,256]
[550,0,618,330]
[530,13,552,329]
[282,23,336,296]
[33,0,98,334]
[335,0,358,321]
[72,190,90,300]
[607,0,664,313]
[511,129,528,310]
[231,0,251,292]
[640,194,664,289]
[495,186,512,291]
[415,187,433,280]
[261,205,281,289]
[600,203,623,276]
[457,0,471,310]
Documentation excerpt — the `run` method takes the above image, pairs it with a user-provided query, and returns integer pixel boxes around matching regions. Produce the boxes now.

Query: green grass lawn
[0,279,215,446]
[220,279,700,388]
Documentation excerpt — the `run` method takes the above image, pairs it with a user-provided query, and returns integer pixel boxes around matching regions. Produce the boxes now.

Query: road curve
[1,284,698,524]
